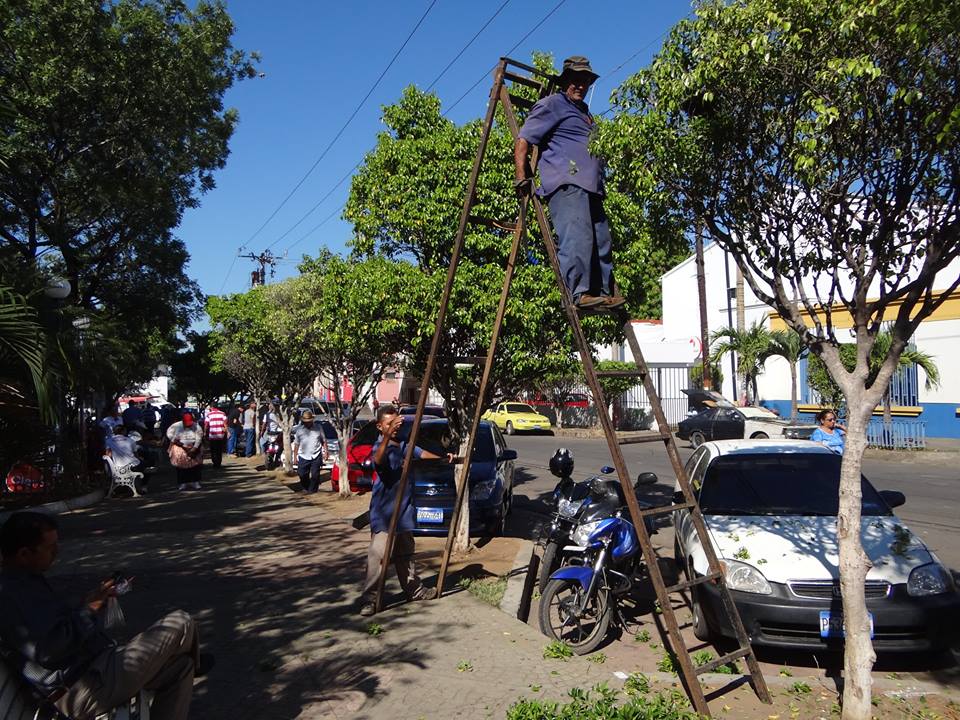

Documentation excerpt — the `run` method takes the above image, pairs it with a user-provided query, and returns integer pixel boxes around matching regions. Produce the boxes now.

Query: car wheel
[505,421,515,435]
[673,534,684,569]
[687,558,715,642]
[751,431,769,439]
[690,430,706,449]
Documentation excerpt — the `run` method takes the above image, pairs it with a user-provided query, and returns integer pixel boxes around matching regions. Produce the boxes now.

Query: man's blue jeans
[227,426,238,455]
[546,184,613,299]
[244,429,255,457]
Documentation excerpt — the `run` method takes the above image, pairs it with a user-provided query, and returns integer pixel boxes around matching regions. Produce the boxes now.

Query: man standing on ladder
[514,56,625,313]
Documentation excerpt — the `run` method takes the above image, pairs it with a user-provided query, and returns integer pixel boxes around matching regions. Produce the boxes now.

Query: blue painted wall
[760,400,960,439]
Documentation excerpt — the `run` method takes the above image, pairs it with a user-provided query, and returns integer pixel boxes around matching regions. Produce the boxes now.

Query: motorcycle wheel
[538,578,612,655]
[538,541,561,594]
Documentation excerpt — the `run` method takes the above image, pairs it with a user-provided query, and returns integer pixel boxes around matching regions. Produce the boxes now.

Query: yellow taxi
[482,402,552,435]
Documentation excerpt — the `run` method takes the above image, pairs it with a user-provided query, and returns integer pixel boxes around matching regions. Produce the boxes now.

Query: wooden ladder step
[617,434,671,446]
[468,215,518,231]
[503,71,543,90]
[637,502,688,518]
[506,94,535,111]
[449,356,486,365]
[665,571,723,595]
[694,647,752,676]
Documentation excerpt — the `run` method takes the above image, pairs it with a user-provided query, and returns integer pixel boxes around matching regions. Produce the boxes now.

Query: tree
[290,254,425,497]
[0,0,256,404]
[689,357,723,392]
[709,322,773,404]
[169,331,243,411]
[600,0,960,715]
[531,354,582,429]
[595,360,641,430]
[763,329,803,419]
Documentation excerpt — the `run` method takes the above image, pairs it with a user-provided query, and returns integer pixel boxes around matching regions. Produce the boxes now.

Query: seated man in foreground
[0,512,204,720]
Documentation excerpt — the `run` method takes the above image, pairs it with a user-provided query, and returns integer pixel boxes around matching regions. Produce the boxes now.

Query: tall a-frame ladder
[371,57,771,717]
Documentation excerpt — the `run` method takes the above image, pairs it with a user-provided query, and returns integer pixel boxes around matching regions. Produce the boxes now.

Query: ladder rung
[694,647,751,675]
[595,370,646,378]
[617,434,671,446]
[503,71,543,90]
[468,215,517,231]
[637,503,685,518]
[665,571,722,595]
[507,94,535,111]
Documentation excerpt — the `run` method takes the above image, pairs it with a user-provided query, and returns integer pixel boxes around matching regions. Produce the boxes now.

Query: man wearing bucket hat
[514,55,625,313]
[292,410,328,494]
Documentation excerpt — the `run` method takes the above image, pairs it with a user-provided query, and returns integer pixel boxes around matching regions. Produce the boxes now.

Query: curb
[0,487,107,523]
[500,540,535,618]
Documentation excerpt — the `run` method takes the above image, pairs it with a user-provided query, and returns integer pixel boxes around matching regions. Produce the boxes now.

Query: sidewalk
[46,456,960,719]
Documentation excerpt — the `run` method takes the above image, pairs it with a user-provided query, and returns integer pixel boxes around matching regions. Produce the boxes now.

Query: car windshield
[318,420,338,440]
[506,403,535,413]
[398,422,495,460]
[699,454,890,516]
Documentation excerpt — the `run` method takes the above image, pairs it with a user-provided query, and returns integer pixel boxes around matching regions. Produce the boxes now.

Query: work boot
[574,294,606,310]
[602,295,627,310]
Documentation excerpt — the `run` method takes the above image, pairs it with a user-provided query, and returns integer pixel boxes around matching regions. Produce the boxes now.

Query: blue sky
[179,1,693,299]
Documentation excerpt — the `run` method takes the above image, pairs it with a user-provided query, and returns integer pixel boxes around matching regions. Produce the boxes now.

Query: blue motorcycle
[537,473,658,654]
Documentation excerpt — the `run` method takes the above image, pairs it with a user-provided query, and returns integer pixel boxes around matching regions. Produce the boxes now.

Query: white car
[673,440,959,651]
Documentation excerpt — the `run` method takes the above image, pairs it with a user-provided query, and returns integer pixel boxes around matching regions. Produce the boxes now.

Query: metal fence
[565,364,692,430]
[865,418,926,450]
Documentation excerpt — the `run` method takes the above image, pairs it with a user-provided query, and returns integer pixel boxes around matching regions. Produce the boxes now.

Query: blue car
[396,417,517,537]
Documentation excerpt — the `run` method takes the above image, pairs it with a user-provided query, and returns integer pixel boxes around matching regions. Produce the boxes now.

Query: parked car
[331,416,517,536]
[673,440,960,651]
[482,402,551,435]
[677,389,815,448]
[316,419,340,470]
[398,405,447,418]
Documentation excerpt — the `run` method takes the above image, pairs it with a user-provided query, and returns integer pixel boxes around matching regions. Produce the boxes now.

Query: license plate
[417,507,444,524]
[819,611,874,639]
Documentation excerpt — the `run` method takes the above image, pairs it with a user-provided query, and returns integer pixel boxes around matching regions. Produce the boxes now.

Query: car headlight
[470,479,497,500]
[907,563,953,597]
[724,560,772,595]
[572,519,604,546]
[782,428,800,439]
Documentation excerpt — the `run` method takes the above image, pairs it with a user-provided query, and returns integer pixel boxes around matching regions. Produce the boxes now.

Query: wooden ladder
[371,56,771,718]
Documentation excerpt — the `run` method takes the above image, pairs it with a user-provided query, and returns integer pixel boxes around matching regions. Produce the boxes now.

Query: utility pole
[239,250,278,287]
[695,226,712,390]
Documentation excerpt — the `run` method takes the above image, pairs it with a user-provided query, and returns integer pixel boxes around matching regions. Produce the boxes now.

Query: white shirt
[292,423,326,461]
[106,435,139,467]
[243,408,256,430]
[166,422,203,449]
[262,411,281,433]
[99,416,123,435]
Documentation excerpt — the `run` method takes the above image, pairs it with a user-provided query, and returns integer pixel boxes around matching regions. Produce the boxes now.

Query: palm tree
[710,321,773,404]
[762,329,803,419]
[0,285,50,418]
[870,329,940,426]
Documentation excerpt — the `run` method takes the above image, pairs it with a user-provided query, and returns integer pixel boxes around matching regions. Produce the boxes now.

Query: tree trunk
[452,434,471,554]
[790,362,798,420]
[281,410,294,472]
[735,268,747,402]
[554,402,564,429]
[838,397,876,720]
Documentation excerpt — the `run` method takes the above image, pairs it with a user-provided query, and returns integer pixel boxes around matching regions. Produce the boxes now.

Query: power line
[425,0,511,91]
[217,253,240,295]
[241,0,438,251]
[443,0,568,118]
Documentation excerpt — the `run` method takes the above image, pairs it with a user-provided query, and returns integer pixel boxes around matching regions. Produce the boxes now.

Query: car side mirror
[499,449,518,461]
[879,490,906,509]
[635,472,658,486]
[672,490,686,504]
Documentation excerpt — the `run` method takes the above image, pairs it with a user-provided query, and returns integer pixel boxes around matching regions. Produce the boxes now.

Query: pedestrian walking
[226,403,242,456]
[242,401,256,457]
[292,411,327,493]
[514,55,624,312]
[203,404,228,468]
[358,404,454,616]
[259,401,281,455]
[166,412,203,490]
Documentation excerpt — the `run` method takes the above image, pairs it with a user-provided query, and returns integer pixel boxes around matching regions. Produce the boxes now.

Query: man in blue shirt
[358,405,453,616]
[515,56,625,313]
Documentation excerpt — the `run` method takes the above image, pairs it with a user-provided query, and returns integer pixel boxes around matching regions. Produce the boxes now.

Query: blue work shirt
[519,92,603,198]
[369,439,422,533]
[810,427,845,455]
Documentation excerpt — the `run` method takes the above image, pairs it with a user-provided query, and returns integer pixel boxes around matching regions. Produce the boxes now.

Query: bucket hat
[559,55,599,84]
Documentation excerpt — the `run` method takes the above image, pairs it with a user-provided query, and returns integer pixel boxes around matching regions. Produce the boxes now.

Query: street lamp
[44,277,71,300]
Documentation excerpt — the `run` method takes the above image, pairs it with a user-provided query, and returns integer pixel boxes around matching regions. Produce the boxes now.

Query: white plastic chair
[102,456,143,498]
